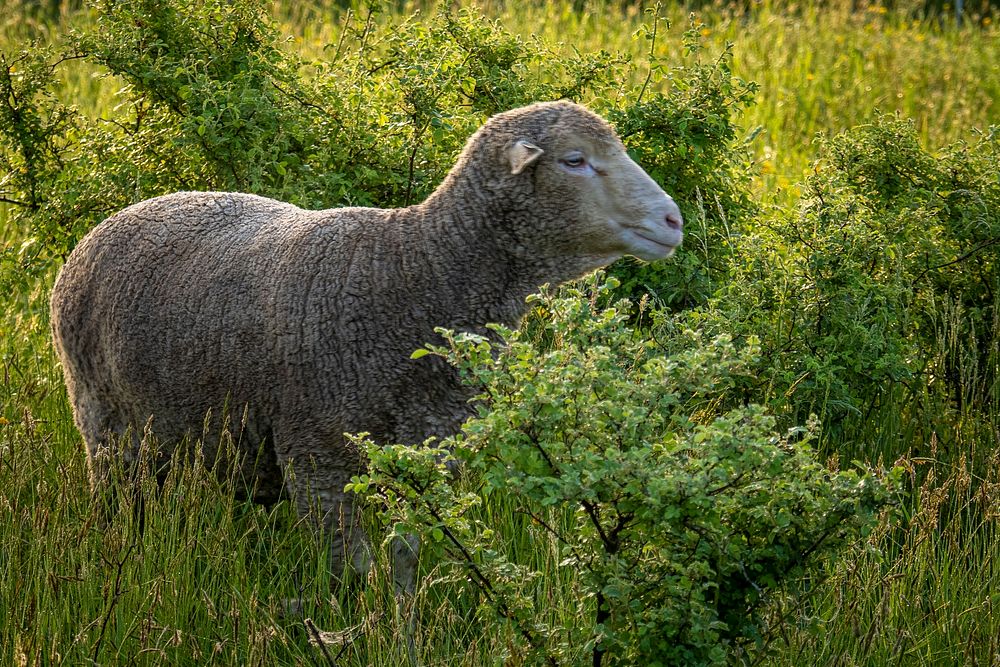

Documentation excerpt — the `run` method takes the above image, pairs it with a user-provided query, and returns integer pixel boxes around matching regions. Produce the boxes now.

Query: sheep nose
[665,211,683,231]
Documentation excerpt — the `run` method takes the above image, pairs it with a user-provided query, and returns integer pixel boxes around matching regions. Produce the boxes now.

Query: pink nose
[665,212,683,231]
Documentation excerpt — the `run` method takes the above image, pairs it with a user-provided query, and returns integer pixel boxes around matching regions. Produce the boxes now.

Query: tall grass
[2,1,1000,664]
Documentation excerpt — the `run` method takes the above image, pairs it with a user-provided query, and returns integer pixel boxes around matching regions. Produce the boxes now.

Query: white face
[560,143,683,262]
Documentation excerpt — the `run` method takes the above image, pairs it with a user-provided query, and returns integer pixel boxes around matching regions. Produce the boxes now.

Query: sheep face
[501,102,683,265]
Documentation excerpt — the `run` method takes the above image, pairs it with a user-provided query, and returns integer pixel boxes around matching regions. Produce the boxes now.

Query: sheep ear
[507,140,544,175]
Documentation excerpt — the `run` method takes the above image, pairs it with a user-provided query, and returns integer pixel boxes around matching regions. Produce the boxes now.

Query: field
[2,0,1000,664]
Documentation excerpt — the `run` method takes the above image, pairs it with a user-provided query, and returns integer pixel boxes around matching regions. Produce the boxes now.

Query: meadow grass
[2,1,1000,664]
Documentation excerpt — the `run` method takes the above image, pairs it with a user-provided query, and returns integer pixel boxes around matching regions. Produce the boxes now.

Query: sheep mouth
[627,228,681,260]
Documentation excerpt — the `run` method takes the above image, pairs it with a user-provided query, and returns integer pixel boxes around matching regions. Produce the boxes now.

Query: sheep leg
[69,384,150,523]
[392,532,420,665]
[275,424,420,662]
[273,429,372,579]
[65,381,123,494]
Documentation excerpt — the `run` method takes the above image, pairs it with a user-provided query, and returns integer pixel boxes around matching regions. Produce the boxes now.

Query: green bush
[607,16,759,310]
[0,46,79,289]
[670,115,1000,453]
[354,278,898,666]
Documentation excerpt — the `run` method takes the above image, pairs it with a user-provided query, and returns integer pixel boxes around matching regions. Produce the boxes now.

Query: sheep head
[473,101,684,267]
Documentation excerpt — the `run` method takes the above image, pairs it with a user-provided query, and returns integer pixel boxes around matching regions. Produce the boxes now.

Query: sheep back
[51,191,473,499]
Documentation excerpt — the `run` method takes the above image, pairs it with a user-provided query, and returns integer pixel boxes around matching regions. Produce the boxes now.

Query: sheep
[50,99,682,611]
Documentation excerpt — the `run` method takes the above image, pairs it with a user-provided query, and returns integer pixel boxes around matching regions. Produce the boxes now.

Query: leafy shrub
[354,278,897,666]
[0,46,79,288]
[49,0,624,226]
[607,16,759,310]
[676,114,1000,452]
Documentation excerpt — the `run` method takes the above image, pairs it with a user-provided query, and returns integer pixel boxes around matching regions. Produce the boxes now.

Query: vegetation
[1,0,998,664]
[360,280,895,665]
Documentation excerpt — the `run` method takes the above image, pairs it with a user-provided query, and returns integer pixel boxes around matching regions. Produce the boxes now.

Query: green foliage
[0,0,761,306]
[674,115,1000,453]
[56,0,638,227]
[355,278,898,666]
[0,47,75,212]
[72,0,329,205]
[0,46,78,288]
[608,14,759,309]
[3,2,1000,664]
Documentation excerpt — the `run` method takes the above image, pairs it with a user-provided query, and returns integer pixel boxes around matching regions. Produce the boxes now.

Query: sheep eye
[561,154,587,169]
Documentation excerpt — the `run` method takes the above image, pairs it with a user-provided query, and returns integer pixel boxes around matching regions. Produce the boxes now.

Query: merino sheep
[50,100,682,593]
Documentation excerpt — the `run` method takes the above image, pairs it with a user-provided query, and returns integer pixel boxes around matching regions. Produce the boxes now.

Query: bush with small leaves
[0,46,79,289]
[353,277,898,666]
[607,16,759,310]
[669,115,1000,453]
[1,1,758,310]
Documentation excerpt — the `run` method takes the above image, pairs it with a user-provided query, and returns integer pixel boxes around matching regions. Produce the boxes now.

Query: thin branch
[0,196,32,207]
[49,53,88,71]
[518,506,588,565]
[915,237,1000,283]
[707,471,748,496]
[422,504,556,665]
[269,78,333,117]
[635,2,662,106]
[91,542,136,663]
[580,499,616,554]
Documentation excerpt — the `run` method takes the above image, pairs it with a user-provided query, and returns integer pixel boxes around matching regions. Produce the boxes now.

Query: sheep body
[51,100,682,576]
[53,193,483,562]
